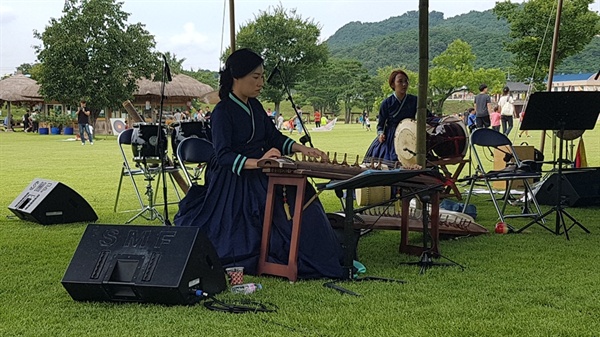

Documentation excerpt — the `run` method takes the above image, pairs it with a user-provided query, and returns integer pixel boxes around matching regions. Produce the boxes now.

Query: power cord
[203,295,278,314]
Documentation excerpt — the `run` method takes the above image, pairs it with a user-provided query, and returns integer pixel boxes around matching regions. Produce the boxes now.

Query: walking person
[498,86,515,135]
[491,105,501,132]
[473,84,491,128]
[76,100,93,145]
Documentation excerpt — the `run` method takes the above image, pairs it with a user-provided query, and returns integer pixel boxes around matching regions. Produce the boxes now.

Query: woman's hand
[261,148,281,160]
[294,144,329,162]
[378,133,386,143]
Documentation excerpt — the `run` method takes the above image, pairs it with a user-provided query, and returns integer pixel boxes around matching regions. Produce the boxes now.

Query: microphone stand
[272,66,314,148]
[156,56,172,226]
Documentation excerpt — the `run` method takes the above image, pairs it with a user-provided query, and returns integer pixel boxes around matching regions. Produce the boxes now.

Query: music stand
[518,92,600,239]
[321,169,452,295]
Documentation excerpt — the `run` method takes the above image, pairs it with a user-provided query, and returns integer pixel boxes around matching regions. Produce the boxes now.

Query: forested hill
[326,9,600,75]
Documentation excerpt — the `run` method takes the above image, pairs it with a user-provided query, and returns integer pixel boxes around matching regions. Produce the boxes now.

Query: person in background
[22,110,31,132]
[498,86,515,135]
[490,105,501,132]
[314,110,321,128]
[365,114,371,131]
[364,69,417,162]
[276,114,284,130]
[76,100,93,145]
[29,110,39,133]
[204,106,212,121]
[474,83,491,128]
[467,108,476,132]
[174,48,344,279]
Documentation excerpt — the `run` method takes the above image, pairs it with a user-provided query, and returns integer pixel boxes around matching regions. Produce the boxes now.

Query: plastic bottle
[230,283,262,294]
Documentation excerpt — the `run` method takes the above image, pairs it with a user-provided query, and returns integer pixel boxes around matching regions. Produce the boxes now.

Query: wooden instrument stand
[257,173,306,282]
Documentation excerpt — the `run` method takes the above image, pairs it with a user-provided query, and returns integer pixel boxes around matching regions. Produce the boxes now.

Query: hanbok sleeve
[211,105,248,176]
[377,97,391,135]
[258,103,295,156]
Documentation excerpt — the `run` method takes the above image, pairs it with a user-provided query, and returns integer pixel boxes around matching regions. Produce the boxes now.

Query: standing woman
[498,86,515,135]
[365,69,417,162]
[174,48,343,279]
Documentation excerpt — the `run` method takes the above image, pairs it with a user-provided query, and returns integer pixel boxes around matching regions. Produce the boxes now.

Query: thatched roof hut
[0,74,41,102]
[133,73,213,105]
[0,74,43,131]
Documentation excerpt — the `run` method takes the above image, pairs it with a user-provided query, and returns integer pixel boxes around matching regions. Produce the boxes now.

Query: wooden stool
[429,157,469,200]
[257,172,306,282]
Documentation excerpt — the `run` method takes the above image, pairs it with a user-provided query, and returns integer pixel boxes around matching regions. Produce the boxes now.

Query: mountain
[325,10,599,75]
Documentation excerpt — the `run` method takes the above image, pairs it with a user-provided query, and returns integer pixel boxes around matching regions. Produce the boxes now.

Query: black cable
[203,295,277,314]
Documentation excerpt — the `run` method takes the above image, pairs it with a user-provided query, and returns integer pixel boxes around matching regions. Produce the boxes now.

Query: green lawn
[1,122,599,337]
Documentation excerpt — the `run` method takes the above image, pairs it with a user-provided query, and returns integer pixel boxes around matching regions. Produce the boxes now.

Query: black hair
[218,48,264,100]
[479,84,487,92]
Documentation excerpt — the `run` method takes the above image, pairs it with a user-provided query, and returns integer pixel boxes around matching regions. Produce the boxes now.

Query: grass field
[1,121,600,337]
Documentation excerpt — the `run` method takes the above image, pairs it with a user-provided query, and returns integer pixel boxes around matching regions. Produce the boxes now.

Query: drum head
[394,118,418,167]
[429,116,468,158]
[555,129,584,140]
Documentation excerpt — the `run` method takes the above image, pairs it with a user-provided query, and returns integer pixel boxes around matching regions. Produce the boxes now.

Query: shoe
[90,142,94,145]
[81,143,85,145]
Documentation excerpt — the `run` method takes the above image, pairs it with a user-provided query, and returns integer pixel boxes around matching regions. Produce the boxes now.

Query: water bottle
[230,283,262,294]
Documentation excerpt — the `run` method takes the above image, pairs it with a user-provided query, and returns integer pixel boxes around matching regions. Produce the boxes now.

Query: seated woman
[364,69,417,162]
[174,48,344,280]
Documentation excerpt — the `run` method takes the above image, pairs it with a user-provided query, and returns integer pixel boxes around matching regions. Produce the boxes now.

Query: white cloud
[169,22,209,46]
[0,5,17,24]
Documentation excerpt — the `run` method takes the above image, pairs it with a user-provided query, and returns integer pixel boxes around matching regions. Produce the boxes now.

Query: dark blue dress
[365,93,418,162]
[174,93,344,279]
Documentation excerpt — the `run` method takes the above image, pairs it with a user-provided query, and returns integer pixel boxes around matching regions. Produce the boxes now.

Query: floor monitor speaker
[535,169,600,207]
[8,178,97,225]
[62,225,227,305]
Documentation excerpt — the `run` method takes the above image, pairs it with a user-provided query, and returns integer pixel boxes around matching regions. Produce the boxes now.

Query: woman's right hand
[378,134,386,143]
[261,148,281,160]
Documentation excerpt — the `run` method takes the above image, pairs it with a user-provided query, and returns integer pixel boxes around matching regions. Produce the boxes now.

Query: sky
[1,0,596,76]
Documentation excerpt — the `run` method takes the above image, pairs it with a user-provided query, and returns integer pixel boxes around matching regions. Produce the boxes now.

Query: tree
[234,5,329,115]
[33,0,159,122]
[494,0,600,85]
[429,39,505,113]
[298,58,379,123]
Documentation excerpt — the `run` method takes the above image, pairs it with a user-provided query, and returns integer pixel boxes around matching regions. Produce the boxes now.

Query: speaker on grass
[535,169,600,207]
[8,178,97,225]
[62,224,227,305]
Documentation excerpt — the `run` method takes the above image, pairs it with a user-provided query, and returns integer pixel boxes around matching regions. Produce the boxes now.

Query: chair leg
[484,179,505,223]
[114,168,125,212]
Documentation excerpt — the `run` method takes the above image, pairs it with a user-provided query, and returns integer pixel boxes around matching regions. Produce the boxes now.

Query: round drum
[131,123,167,163]
[394,118,419,167]
[394,116,468,167]
[356,186,392,207]
[427,116,468,158]
[171,121,212,154]
[555,129,584,141]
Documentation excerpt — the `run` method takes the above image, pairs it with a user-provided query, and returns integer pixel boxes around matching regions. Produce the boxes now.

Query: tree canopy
[33,0,159,117]
[234,5,329,114]
[494,0,600,84]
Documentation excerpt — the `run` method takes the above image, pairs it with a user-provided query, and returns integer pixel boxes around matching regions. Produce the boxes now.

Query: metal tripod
[126,161,164,224]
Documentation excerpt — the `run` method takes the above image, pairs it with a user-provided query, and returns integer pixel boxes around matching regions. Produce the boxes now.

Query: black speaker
[8,178,98,225]
[62,224,227,305]
[535,169,600,207]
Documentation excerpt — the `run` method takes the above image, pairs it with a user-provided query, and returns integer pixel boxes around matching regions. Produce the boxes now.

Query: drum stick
[122,100,144,123]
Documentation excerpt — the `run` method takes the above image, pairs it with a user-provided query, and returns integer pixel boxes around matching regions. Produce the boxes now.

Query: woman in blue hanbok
[175,49,343,279]
[365,69,418,162]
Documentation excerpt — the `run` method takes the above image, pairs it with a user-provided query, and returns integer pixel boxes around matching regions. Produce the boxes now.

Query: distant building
[550,73,600,92]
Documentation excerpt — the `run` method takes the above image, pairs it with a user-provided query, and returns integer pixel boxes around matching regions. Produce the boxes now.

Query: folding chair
[462,128,543,225]
[176,137,214,186]
[114,128,145,212]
